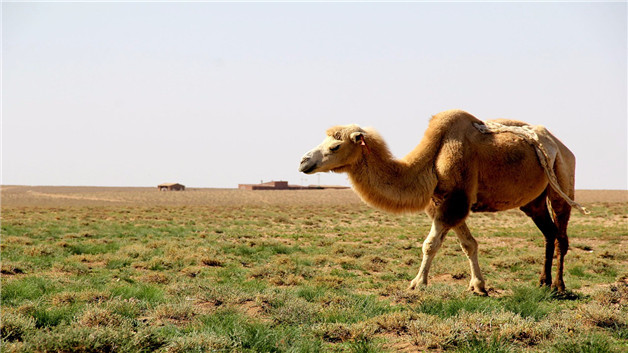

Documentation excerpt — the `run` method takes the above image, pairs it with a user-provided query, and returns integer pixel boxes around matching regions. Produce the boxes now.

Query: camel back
[473,121,589,215]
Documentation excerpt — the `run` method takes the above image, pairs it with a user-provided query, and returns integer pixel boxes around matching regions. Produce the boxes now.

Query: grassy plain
[1,186,627,352]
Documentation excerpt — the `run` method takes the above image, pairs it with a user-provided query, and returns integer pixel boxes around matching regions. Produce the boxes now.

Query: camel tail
[532,144,589,215]
[474,122,589,215]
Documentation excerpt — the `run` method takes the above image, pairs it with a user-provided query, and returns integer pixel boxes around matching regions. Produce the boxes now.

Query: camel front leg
[453,222,487,295]
[409,220,449,290]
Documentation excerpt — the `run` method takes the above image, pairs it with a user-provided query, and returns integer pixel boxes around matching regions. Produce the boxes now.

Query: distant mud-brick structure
[158,183,185,191]
[238,181,298,190]
[238,180,348,191]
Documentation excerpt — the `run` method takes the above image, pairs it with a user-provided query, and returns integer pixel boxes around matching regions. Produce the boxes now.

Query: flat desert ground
[1,185,626,207]
[1,185,626,352]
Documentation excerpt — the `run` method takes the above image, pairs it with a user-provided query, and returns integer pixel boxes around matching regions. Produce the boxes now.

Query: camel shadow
[550,289,584,301]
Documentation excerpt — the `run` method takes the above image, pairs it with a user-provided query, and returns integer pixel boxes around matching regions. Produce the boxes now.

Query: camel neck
[347,143,437,213]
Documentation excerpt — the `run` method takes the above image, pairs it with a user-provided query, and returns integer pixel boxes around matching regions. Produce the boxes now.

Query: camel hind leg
[521,188,573,292]
[548,188,572,292]
[520,189,557,288]
[547,143,575,292]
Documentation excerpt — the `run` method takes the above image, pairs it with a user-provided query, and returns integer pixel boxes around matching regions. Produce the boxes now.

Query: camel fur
[299,109,583,294]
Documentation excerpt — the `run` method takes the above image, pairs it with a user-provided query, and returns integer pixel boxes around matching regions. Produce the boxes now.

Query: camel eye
[330,144,341,152]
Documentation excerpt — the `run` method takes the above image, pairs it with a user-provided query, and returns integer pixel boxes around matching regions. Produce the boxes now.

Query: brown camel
[298,109,586,295]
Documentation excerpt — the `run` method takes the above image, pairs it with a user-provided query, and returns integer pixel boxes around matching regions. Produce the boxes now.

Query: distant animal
[298,109,587,294]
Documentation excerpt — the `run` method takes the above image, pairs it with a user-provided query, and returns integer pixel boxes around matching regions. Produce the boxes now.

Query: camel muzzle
[299,152,318,174]
[299,159,317,174]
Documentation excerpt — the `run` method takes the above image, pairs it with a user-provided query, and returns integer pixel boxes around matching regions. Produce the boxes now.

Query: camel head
[299,124,368,174]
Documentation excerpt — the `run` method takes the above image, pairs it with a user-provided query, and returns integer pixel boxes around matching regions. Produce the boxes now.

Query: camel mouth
[299,160,318,174]
[299,163,317,174]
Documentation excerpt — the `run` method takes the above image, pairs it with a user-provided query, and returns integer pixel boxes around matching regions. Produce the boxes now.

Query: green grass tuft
[196,309,321,352]
[1,276,57,305]
[501,286,554,320]
[296,285,328,302]
[551,333,616,353]
[22,324,167,353]
[67,242,119,255]
[110,284,164,303]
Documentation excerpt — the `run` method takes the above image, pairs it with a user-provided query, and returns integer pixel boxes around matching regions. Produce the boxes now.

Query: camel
[298,109,587,295]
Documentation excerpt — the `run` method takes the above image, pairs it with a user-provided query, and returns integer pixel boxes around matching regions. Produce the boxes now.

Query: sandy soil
[0,186,363,207]
[1,185,625,208]
[575,189,628,203]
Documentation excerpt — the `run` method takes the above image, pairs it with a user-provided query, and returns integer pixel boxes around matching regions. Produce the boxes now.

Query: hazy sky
[3,2,626,189]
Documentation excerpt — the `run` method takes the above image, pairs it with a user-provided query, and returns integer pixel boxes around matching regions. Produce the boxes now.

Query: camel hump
[428,109,483,131]
[431,109,481,122]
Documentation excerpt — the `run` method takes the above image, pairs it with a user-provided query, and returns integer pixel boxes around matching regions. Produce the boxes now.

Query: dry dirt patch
[26,191,123,203]
[575,189,627,203]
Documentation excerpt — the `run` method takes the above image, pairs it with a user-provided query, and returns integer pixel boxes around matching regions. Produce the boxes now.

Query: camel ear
[350,132,365,144]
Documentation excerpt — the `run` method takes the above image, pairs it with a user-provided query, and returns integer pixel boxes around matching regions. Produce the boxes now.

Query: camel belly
[472,175,548,212]
[472,185,546,212]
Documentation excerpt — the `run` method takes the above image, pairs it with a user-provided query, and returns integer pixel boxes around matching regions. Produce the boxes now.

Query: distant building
[238,180,348,191]
[158,183,185,191]
[239,181,297,191]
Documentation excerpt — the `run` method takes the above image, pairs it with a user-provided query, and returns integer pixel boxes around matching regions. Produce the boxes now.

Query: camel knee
[454,224,478,257]
[459,237,478,257]
[422,222,448,255]
[422,239,441,257]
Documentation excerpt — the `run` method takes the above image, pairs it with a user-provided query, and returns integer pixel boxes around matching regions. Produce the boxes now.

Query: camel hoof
[551,282,566,294]
[468,285,488,296]
[539,279,552,288]
[468,279,488,296]
[473,289,489,296]
[408,279,426,291]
